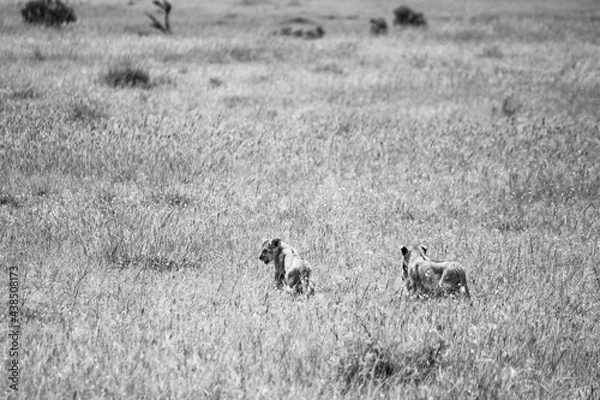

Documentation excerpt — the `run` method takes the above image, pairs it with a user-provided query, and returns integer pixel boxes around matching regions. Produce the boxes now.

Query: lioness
[400,244,471,299]
[259,238,315,296]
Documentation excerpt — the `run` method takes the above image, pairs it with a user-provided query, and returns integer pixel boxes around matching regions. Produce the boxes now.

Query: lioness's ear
[262,239,269,247]
[420,245,427,255]
[270,238,281,247]
[401,246,408,256]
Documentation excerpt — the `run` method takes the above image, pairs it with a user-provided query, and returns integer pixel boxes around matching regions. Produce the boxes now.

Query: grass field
[1,0,599,398]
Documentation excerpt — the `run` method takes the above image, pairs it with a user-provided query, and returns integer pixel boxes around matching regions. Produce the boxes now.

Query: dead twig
[146,0,172,33]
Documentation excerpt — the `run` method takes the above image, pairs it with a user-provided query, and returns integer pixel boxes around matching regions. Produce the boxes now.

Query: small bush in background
[393,5,427,27]
[102,64,150,89]
[369,18,389,35]
[21,0,77,27]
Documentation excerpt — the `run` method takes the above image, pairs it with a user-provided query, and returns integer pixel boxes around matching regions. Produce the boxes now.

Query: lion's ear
[420,245,427,255]
[270,238,281,247]
[401,246,409,256]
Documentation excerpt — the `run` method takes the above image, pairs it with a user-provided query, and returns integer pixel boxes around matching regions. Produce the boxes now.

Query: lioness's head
[259,237,282,264]
[400,244,427,280]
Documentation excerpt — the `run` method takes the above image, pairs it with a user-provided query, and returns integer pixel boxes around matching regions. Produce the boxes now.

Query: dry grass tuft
[338,339,446,392]
[480,45,504,58]
[8,87,38,100]
[338,341,398,391]
[102,64,151,88]
[395,341,447,385]
[0,193,19,208]
[209,77,225,87]
[70,101,107,123]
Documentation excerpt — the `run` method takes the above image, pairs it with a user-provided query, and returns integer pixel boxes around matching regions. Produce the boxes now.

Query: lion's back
[412,260,441,292]
[292,258,312,276]
[437,262,470,297]
[438,262,467,283]
[414,260,469,296]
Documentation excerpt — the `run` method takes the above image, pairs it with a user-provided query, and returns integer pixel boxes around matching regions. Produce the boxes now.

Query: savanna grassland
[1,0,600,398]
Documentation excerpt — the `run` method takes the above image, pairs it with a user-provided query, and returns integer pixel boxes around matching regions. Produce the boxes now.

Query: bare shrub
[145,0,172,34]
[102,65,150,88]
[21,0,76,27]
[393,5,427,27]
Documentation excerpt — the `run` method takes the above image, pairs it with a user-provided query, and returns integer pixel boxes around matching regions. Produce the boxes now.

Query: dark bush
[304,26,325,39]
[393,5,427,27]
[369,18,388,35]
[21,0,77,27]
[102,66,150,89]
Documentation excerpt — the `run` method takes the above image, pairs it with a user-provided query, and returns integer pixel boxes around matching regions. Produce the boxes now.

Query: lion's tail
[457,267,471,301]
[458,275,472,304]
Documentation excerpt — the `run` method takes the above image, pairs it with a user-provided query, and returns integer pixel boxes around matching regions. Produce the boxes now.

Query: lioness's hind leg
[439,272,459,297]
[303,277,315,297]
[460,277,471,299]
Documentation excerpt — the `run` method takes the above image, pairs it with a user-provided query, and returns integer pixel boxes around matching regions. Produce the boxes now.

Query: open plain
[1,0,599,398]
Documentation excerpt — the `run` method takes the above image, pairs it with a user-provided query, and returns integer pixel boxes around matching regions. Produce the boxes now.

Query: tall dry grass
[1,0,599,398]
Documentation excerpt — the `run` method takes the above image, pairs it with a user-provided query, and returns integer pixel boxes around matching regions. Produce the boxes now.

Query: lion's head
[259,237,282,264]
[400,244,427,280]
